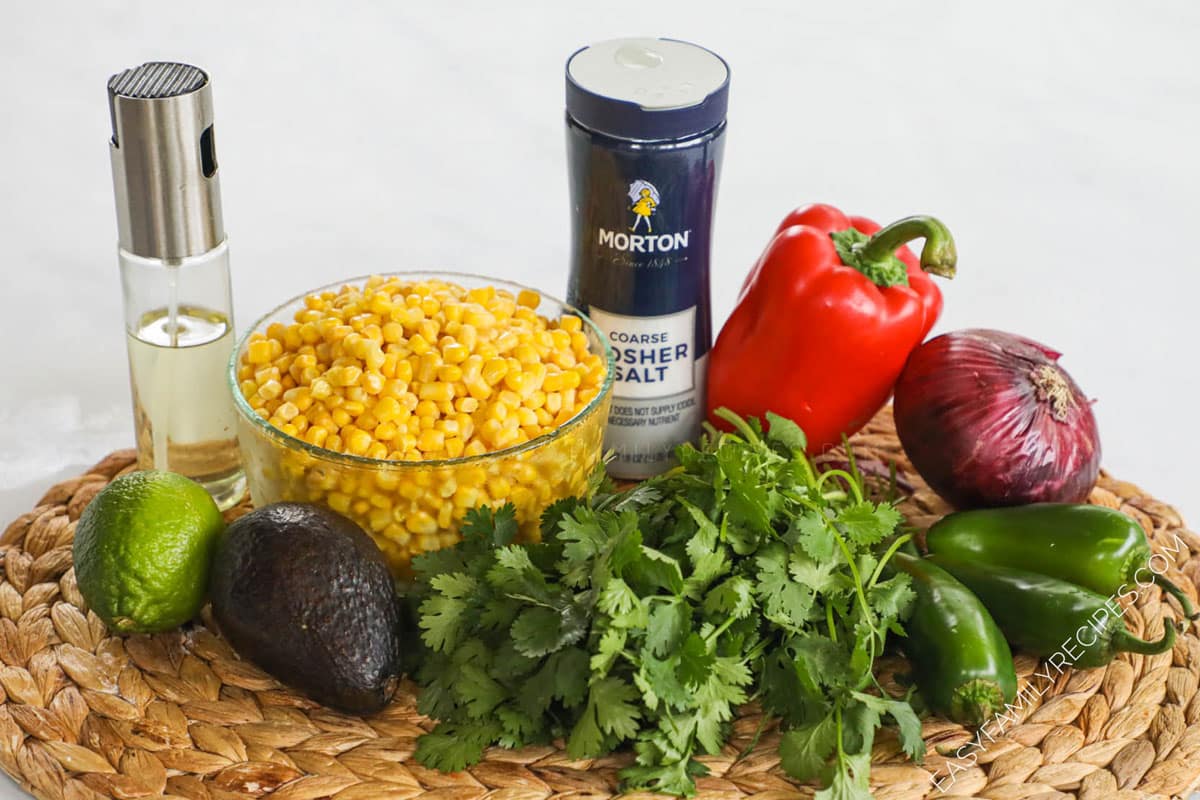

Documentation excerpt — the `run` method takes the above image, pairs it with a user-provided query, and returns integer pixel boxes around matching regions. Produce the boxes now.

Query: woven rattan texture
[1,409,1198,800]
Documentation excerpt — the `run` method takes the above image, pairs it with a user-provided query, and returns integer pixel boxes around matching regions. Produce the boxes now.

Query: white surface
[1,2,1199,797]
[568,37,728,109]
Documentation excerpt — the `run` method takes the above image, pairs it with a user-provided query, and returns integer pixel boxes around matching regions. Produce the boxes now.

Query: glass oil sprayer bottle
[107,62,245,509]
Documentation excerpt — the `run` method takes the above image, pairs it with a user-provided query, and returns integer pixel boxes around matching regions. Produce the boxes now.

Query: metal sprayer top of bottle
[566,38,729,142]
[108,62,224,261]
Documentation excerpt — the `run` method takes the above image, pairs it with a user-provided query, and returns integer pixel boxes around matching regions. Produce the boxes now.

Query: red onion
[893,329,1100,509]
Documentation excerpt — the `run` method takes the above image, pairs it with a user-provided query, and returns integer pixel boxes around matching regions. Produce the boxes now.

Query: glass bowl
[228,271,614,575]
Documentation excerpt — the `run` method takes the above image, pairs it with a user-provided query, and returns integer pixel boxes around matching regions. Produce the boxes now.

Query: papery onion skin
[893,329,1101,509]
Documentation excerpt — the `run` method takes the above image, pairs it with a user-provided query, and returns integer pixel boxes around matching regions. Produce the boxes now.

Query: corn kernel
[406,510,438,535]
[331,365,362,386]
[246,339,273,364]
[466,378,493,401]
[517,289,540,308]
[409,333,431,355]
[374,396,402,422]
[310,378,332,399]
[418,429,445,452]
[258,379,283,401]
[346,429,373,455]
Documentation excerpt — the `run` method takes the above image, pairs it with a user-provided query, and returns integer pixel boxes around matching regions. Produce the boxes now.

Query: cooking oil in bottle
[126,303,243,508]
[109,62,245,509]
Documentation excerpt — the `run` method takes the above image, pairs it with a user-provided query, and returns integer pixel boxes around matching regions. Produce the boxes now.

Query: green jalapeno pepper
[891,552,1016,725]
[925,503,1197,621]
[928,555,1176,669]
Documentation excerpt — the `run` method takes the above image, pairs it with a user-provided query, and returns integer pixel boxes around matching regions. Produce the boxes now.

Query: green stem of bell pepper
[855,216,958,278]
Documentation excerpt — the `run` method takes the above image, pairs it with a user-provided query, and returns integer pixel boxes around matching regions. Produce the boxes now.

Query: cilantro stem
[835,706,846,761]
[868,534,912,589]
[816,469,865,504]
[739,713,771,761]
[713,407,762,447]
[706,614,737,644]
[826,602,838,643]
[828,522,879,642]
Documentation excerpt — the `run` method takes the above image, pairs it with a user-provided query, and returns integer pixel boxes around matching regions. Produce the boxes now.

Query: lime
[73,470,224,633]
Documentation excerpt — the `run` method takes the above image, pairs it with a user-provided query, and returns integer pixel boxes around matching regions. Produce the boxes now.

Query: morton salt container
[565,37,728,479]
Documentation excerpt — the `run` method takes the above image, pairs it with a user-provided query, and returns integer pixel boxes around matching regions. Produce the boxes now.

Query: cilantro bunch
[412,410,921,798]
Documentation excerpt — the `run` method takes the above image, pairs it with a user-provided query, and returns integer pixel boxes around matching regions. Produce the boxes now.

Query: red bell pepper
[707,203,956,452]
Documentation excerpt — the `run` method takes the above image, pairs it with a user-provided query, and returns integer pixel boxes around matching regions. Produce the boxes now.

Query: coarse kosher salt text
[588,306,697,402]
[611,332,690,385]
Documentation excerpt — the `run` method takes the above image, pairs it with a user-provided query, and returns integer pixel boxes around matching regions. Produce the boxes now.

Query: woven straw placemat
[2,408,1198,800]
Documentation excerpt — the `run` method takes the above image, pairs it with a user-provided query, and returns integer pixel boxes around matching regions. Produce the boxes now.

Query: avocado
[209,503,403,714]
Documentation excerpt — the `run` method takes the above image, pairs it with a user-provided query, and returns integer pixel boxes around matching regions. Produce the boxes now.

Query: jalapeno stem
[1112,620,1176,656]
[1153,573,1199,622]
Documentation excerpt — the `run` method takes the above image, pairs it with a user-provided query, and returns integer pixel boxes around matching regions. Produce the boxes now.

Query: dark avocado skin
[210,503,403,714]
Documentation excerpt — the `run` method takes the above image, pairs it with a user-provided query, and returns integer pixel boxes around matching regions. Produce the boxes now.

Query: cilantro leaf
[780,717,838,781]
[716,444,773,536]
[851,691,925,763]
[765,411,807,452]
[645,598,690,657]
[418,573,477,652]
[628,547,684,595]
[557,507,608,567]
[836,501,902,547]
[840,698,881,755]
[597,577,638,617]
[703,575,755,619]
[868,573,916,627]
[681,502,729,593]
[510,604,587,658]
[757,544,818,627]
[566,703,605,758]
[496,707,542,748]
[594,678,642,739]
[814,750,872,800]
[552,648,590,706]
[677,633,715,687]
[568,678,641,756]
[461,503,518,547]
[415,721,502,772]
[793,511,836,562]
[634,653,692,711]
[788,550,840,596]
[791,634,849,694]
[487,545,551,600]
[590,627,626,677]
[453,663,505,718]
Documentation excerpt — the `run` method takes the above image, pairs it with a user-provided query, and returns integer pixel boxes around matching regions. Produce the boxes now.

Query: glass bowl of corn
[228,272,613,575]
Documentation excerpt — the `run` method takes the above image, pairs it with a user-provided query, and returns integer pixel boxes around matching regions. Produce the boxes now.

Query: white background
[1,2,1198,796]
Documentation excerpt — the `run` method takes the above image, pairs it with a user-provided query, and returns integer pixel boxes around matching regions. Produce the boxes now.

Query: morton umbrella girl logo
[628,179,660,233]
